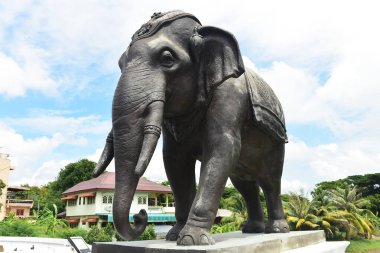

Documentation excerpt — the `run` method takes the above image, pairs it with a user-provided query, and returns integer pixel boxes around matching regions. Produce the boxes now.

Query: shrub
[115,224,157,241]
[55,227,88,239]
[211,213,245,234]
[84,224,114,244]
[0,219,38,237]
[137,225,157,241]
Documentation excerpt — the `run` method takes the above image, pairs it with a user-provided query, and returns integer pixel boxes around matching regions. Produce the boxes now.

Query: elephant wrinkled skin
[93,10,289,246]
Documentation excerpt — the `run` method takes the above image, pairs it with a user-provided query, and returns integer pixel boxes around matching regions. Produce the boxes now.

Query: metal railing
[6,199,34,205]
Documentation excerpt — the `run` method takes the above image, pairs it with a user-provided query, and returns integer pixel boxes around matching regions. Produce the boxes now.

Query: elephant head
[101,10,244,241]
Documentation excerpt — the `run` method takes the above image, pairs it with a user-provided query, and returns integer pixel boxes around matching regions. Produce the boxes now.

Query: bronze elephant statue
[93,10,289,246]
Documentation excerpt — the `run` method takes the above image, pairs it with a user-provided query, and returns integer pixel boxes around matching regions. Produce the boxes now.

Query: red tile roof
[7,186,30,191]
[62,172,171,195]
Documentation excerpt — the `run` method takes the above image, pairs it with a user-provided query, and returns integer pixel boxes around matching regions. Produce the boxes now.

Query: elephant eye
[160,51,174,67]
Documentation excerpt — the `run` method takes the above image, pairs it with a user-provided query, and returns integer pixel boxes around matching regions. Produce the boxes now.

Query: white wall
[131,193,149,214]
[66,191,150,217]
[65,195,95,217]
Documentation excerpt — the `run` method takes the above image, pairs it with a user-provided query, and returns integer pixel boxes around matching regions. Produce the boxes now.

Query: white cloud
[0,48,58,97]
[28,160,72,186]
[4,114,110,138]
[283,136,379,186]
[281,179,310,194]
[0,111,111,185]
[0,122,65,185]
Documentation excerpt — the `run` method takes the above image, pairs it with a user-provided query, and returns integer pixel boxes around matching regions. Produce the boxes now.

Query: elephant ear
[191,26,245,96]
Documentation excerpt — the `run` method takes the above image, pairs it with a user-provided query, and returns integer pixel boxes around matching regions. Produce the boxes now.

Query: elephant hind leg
[230,174,265,233]
[257,143,289,233]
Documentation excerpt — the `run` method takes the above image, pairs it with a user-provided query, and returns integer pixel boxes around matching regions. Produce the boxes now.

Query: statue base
[92,230,349,253]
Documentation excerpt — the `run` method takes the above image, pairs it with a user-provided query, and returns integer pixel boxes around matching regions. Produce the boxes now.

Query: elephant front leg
[162,128,197,241]
[176,77,247,246]
[177,132,242,245]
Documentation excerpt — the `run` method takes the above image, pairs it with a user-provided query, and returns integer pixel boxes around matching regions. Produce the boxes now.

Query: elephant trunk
[113,172,148,240]
[112,68,165,240]
[113,101,164,240]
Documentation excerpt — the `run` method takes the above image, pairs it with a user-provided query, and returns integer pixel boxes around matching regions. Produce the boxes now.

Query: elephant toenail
[200,235,209,245]
[179,235,194,246]
[167,233,177,241]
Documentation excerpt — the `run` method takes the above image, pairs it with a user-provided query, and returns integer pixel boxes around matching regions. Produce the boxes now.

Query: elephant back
[245,69,288,143]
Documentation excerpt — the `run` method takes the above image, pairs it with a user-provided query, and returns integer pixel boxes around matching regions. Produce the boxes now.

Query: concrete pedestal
[92,230,349,253]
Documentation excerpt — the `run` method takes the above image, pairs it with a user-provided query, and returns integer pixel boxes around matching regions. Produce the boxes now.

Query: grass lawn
[346,239,380,253]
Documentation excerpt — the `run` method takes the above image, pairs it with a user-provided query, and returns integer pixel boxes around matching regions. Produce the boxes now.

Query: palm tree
[284,192,321,230]
[311,189,335,216]
[284,192,349,239]
[221,190,248,219]
[327,186,376,239]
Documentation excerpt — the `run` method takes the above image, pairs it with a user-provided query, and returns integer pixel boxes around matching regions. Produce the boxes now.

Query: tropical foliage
[213,174,379,242]
[326,187,377,239]
[36,205,68,236]
[284,186,378,240]
[284,192,350,239]
[313,173,380,215]
[211,213,245,234]
[0,213,156,244]
[219,186,248,219]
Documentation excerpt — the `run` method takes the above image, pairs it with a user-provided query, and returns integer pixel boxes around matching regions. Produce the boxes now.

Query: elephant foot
[177,225,215,246]
[265,219,289,233]
[242,220,265,233]
[166,223,185,241]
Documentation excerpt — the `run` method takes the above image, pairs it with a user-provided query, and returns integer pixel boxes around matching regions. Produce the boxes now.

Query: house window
[68,199,77,206]
[89,222,97,228]
[103,196,108,204]
[83,197,86,205]
[108,196,113,204]
[70,223,78,228]
[138,196,147,205]
[16,209,24,216]
[87,196,95,205]
[79,197,81,205]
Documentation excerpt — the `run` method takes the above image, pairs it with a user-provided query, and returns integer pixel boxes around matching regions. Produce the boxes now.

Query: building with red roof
[62,172,175,229]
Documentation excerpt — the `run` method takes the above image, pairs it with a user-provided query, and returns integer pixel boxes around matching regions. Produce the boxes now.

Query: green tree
[345,174,380,197]
[41,159,96,213]
[312,173,380,216]
[51,159,96,194]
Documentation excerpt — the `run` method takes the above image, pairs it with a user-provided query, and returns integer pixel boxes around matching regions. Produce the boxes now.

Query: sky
[1,0,379,193]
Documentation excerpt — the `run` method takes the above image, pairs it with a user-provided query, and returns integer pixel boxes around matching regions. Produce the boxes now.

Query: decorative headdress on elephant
[127,10,245,103]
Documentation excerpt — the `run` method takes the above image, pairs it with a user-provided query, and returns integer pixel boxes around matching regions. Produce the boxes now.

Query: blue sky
[1,0,379,193]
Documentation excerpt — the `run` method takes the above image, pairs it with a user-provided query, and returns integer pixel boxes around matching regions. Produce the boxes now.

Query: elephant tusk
[134,101,164,177]
[134,125,161,177]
